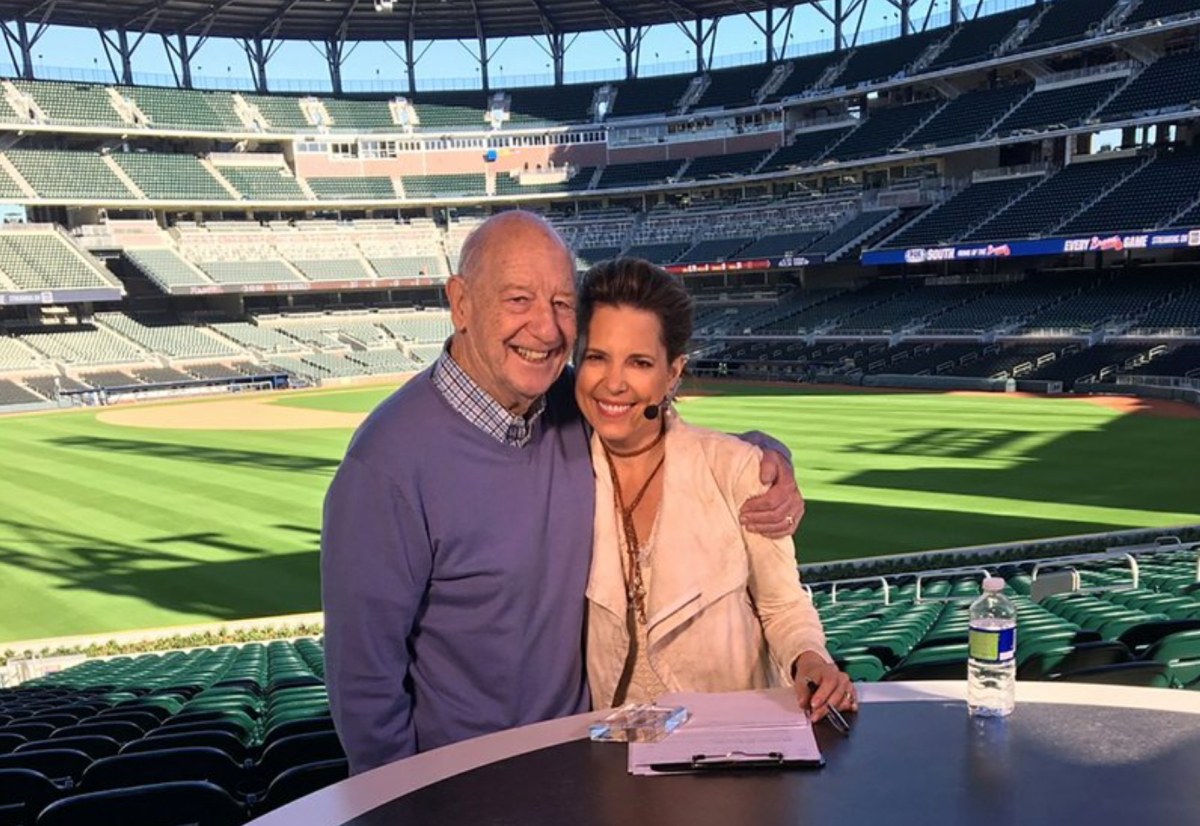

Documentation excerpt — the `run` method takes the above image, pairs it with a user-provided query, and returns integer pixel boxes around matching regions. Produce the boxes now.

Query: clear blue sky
[10,0,1031,92]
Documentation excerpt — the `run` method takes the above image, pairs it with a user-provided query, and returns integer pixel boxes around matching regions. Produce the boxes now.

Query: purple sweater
[321,369,593,774]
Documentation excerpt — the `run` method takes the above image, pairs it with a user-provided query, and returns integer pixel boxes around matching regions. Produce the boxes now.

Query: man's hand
[740,448,804,539]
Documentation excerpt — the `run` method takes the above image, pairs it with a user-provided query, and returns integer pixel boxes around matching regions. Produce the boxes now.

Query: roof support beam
[184,0,243,36]
[605,25,646,80]
[405,0,418,95]
[750,6,796,63]
[1,17,47,80]
[239,37,277,93]
[162,32,194,89]
[675,17,718,73]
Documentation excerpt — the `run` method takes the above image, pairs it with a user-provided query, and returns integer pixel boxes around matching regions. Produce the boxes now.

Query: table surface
[249,682,1200,826]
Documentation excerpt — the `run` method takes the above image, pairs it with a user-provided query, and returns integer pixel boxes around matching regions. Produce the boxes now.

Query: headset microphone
[643,401,664,420]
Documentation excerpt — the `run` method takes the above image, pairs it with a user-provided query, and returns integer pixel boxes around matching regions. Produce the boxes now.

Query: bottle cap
[982,576,1006,592]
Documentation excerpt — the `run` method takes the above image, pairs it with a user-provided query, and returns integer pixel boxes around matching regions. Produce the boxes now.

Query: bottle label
[969,624,1015,663]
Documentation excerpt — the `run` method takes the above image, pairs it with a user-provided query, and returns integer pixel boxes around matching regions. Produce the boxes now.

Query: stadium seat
[1052,661,1174,688]
[15,736,120,760]
[1142,630,1200,689]
[121,731,249,765]
[80,747,244,795]
[145,721,251,743]
[34,781,246,826]
[0,750,92,785]
[50,721,144,743]
[92,710,164,730]
[0,768,60,826]
[1116,619,1200,653]
[256,731,345,785]
[1017,642,1133,681]
[261,715,335,747]
[0,726,54,743]
[0,734,27,756]
[256,758,349,815]
[19,716,76,730]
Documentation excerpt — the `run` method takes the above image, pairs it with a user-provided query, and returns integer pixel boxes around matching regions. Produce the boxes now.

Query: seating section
[883,175,1042,249]
[242,94,312,130]
[836,29,946,87]
[903,84,1031,148]
[120,85,246,132]
[0,336,43,371]
[112,153,233,201]
[1124,0,1200,27]
[1058,150,1200,235]
[216,166,307,200]
[125,249,211,290]
[1021,272,1179,331]
[1099,50,1200,120]
[763,54,831,102]
[12,80,124,127]
[696,63,775,110]
[684,150,771,180]
[0,378,44,404]
[806,210,898,258]
[321,98,394,130]
[595,160,684,190]
[96,313,241,359]
[211,322,305,354]
[922,275,1083,333]
[411,92,488,129]
[21,326,145,366]
[6,150,134,200]
[401,174,486,199]
[1020,0,1114,50]
[925,8,1029,71]
[0,639,344,825]
[827,100,943,161]
[994,77,1123,136]
[758,127,853,173]
[506,85,596,125]
[0,231,113,291]
[306,177,397,200]
[966,155,1145,241]
[609,75,695,117]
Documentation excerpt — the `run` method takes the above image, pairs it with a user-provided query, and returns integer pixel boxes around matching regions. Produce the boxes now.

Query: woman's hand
[793,651,858,722]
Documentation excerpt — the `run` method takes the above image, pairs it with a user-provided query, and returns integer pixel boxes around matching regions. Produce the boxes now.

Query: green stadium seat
[1052,661,1174,689]
[16,735,120,760]
[1017,642,1133,681]
[35,780,246,826]
[1143,630,1200,689]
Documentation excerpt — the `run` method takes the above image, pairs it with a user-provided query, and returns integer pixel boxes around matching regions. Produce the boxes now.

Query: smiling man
[321,212,803,775]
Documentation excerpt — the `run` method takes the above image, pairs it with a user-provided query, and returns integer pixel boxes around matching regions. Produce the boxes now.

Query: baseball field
[1,380,1198,643]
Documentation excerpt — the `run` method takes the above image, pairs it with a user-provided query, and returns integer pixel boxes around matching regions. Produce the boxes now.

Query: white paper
[628,688,822,776]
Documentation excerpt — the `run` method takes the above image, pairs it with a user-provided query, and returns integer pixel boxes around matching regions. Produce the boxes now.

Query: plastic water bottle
[968,576,1016,717]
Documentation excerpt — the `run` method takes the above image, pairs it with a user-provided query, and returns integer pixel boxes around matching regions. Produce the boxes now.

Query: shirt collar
[432,342,546,448]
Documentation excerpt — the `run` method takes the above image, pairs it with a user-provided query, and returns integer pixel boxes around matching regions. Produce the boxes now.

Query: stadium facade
[0,0,1198,409]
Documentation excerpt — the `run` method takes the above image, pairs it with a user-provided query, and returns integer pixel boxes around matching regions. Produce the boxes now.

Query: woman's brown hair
[576,258,694,362]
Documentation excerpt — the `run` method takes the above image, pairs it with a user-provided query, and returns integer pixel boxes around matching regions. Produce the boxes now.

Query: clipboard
[648,749,825,773]
[628,690,825,776]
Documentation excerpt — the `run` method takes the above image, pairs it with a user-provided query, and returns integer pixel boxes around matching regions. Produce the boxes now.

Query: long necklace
[601,425,666,625]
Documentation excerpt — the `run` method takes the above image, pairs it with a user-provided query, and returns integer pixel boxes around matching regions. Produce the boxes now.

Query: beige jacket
[586,416,830,709]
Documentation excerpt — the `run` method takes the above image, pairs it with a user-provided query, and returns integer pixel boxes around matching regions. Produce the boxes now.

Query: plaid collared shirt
[432,345,546,448]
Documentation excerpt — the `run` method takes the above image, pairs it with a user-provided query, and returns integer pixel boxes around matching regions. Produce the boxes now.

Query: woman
[576,258,856,722]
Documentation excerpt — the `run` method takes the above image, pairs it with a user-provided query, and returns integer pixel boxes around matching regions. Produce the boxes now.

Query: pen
[807,680,852,736]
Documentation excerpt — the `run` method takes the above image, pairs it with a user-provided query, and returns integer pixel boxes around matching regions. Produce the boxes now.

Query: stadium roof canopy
[0,0,959,92]
[0,0,819,42]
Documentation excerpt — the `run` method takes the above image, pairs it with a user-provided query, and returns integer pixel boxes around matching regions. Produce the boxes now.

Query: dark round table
[249,682,1200,826]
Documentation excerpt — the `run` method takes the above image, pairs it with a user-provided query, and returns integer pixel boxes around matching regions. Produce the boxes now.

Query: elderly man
[322,212,803,774]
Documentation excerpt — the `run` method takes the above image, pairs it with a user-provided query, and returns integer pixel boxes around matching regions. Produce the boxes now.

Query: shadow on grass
[839,413,1200,516]
[796,499,1130,564]
[0,517,321,631]
[50,436,339,474]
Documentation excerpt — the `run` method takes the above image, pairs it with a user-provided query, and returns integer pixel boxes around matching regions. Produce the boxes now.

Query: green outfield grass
[1,383,1198,643]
